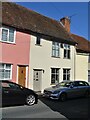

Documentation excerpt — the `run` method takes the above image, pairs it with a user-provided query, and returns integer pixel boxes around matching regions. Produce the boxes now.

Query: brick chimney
[60,16,70,33]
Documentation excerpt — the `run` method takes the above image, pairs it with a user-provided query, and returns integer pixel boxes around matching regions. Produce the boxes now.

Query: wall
[29,35,75,92]
[75,53,88,81]
[0,30,30,84]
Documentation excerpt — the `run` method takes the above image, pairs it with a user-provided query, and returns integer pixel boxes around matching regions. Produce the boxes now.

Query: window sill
[51,56,60,58]
[63,57,71,60]
[0,40,16,45]
[35,44,42,47]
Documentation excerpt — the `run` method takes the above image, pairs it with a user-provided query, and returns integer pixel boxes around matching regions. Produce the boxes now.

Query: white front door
[33,69,42,92]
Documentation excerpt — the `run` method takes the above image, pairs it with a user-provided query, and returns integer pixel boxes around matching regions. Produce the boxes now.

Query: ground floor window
[51,68,59,84]
[0,63,12,80]
[63,69,70,80]
[88,70,90,82]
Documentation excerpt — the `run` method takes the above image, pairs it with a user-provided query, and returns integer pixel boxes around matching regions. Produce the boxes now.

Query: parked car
[0,80,38,106]
[43,80,90,101]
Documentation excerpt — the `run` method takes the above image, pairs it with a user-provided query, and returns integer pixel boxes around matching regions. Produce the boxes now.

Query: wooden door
[18,66,26,87]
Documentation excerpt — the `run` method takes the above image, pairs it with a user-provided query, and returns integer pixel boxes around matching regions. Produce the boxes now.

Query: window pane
[9,29,14,42]
[64,49,67,58]
[68,50,70,59]
[0,69,4,79]
[5,70,10,79]
[6,64,11,69]
[2,29,8,41]
[0,64,11,80]
[0,63,4,68]
[51,74,55,84]
[36,36,40,45]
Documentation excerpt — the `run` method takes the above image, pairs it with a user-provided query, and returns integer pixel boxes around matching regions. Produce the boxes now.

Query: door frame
[16,65,28,88]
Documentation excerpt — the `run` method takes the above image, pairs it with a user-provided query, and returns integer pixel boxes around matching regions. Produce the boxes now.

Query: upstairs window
[36,36,41,45]
[63,44,70,59]
[1,26,15,43]
[52,42,60,57]
[0,63,12,80]
[63,69,70,81]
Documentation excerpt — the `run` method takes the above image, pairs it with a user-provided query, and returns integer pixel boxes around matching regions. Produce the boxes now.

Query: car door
[2,81,25,106]
[67,81,80,98]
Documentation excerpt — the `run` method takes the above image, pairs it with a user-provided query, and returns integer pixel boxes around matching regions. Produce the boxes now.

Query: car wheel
[85,91,89,98]
[26,94,36,106]
[59,93,67,102]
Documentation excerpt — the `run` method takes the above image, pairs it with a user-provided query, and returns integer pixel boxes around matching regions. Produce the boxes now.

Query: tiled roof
[2,2,76,45]
[71,34,90,53]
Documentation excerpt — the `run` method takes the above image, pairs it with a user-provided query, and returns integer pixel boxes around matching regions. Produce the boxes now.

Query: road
[1,96,90,120]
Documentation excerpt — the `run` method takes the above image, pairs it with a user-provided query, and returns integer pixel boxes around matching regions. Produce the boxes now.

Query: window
[63,69,70,80]
[36,36,41,45]
[1,26,15,43]
[63,44,70,59]
[0,63,12,80]
[52,42,60,57]
[88,70,90,82]
[51,68,59,84]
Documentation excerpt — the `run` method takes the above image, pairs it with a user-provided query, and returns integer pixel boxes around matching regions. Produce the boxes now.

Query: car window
[1,82,20,90]
[8,83,20,89]
[1,82,10,88]
[78,81,85,86]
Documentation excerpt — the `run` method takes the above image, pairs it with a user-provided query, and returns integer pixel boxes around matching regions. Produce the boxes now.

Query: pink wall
[0,31,30,82]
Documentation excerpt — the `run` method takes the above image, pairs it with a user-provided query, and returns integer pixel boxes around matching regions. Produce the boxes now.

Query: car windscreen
[56,82,73,87]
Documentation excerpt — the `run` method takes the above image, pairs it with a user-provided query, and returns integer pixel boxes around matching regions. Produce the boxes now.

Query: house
[60,17,90,82]
[0,2,31,88]
[1,2,90,92]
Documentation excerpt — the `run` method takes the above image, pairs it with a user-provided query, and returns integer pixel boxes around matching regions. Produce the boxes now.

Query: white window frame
[52,42,60,57]
[0,26,16,44]
[63,69,70,81]
[51,68,60,84]
[63,44,70,59]
[0,63,12,80]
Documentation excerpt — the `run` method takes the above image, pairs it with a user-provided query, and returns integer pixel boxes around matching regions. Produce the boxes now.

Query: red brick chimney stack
[60,16,70,33]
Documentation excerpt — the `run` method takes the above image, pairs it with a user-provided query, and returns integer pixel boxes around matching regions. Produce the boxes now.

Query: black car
[0,80,38,106]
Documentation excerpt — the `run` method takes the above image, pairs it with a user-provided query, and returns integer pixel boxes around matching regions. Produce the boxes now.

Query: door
[33,70,42,92]
[18,66,26,87]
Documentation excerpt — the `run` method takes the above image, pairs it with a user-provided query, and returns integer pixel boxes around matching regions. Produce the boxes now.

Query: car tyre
[26,94,36,106]
[59,93,67,102]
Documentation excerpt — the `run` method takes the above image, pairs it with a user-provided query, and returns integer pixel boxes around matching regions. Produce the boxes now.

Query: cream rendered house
[29,36,75,92]
[29,17,90,92]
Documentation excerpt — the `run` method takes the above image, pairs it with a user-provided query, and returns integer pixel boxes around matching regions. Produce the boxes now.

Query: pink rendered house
[0,25,30,88]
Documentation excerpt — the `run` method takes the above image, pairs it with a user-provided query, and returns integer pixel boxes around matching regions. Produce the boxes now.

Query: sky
[16,2,88,40]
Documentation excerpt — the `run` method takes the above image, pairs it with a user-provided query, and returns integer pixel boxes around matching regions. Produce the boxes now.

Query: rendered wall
[29,35,75,92]
[75,53,88,81]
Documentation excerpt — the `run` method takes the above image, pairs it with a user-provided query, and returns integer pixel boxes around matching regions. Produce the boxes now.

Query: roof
[71,34,90,53]
[2,2,76,45]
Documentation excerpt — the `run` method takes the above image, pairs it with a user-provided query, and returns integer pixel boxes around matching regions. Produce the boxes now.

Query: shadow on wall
[39,97,90,120]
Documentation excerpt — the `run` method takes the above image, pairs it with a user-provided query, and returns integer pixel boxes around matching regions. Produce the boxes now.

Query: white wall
[29,35,75,92]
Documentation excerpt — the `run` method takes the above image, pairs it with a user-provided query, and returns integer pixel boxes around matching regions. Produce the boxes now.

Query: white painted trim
[16,66,18,84]
[0,26,16,44]
[25,66,28,88]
